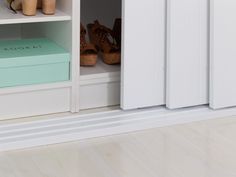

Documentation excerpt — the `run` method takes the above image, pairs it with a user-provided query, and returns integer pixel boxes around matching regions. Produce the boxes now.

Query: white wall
[0,25,21,40]
[81,0,121,29]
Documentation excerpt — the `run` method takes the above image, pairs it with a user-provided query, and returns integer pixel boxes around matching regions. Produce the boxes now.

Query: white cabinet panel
[121,0,166,110]
[80,82,120,110]
[210,0,236,109]
[166,0,209,109]
[0,88,70,120]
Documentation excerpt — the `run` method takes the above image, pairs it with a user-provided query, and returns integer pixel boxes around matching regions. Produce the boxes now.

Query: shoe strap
[92,21,118,50]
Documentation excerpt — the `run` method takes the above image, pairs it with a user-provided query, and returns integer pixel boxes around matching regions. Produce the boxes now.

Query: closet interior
[79,0,122,110]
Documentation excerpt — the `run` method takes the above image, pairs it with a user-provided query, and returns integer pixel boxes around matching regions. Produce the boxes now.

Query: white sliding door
[121,0,166,109]
[210,0,236,109]
[166,0,209,109]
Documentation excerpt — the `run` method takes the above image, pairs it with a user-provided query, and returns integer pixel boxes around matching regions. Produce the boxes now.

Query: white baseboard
[1,105,236,152]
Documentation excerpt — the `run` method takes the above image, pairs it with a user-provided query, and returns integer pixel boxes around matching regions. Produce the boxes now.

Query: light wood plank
[2,116,236,177]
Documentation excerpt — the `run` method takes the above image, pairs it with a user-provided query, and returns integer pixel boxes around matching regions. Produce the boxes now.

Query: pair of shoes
[8,0,55,16]
[87,20,121,65]
[80,19,121,66]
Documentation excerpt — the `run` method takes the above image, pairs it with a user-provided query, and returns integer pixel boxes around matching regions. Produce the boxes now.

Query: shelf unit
[0,0,80,120]
[0,0,122,118]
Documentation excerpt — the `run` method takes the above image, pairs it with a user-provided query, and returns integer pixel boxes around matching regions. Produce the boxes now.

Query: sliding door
[210,0,236,109]
[121,0,166,109]
[166,0,209,109]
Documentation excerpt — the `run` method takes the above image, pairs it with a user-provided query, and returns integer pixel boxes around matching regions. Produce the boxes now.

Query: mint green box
[0,38,70,88]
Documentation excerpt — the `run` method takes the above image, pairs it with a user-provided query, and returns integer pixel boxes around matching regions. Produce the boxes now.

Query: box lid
[0,38,70,68]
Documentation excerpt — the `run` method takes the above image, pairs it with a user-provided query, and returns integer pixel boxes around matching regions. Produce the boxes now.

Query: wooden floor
[1,116,236,177]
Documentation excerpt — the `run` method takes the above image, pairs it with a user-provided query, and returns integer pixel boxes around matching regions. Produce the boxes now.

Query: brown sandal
[80,23,98,66]
[113,18,121,49]
[87,20,120,65]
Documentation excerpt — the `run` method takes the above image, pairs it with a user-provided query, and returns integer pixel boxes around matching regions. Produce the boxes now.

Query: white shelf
[0,1,71,25]
[80,58,120,84]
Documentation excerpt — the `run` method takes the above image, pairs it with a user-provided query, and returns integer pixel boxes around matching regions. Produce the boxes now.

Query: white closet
[0,0,235,121]
[2,0,236,152]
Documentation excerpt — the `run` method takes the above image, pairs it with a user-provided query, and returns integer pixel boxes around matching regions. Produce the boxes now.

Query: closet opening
[79,0,122,110]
